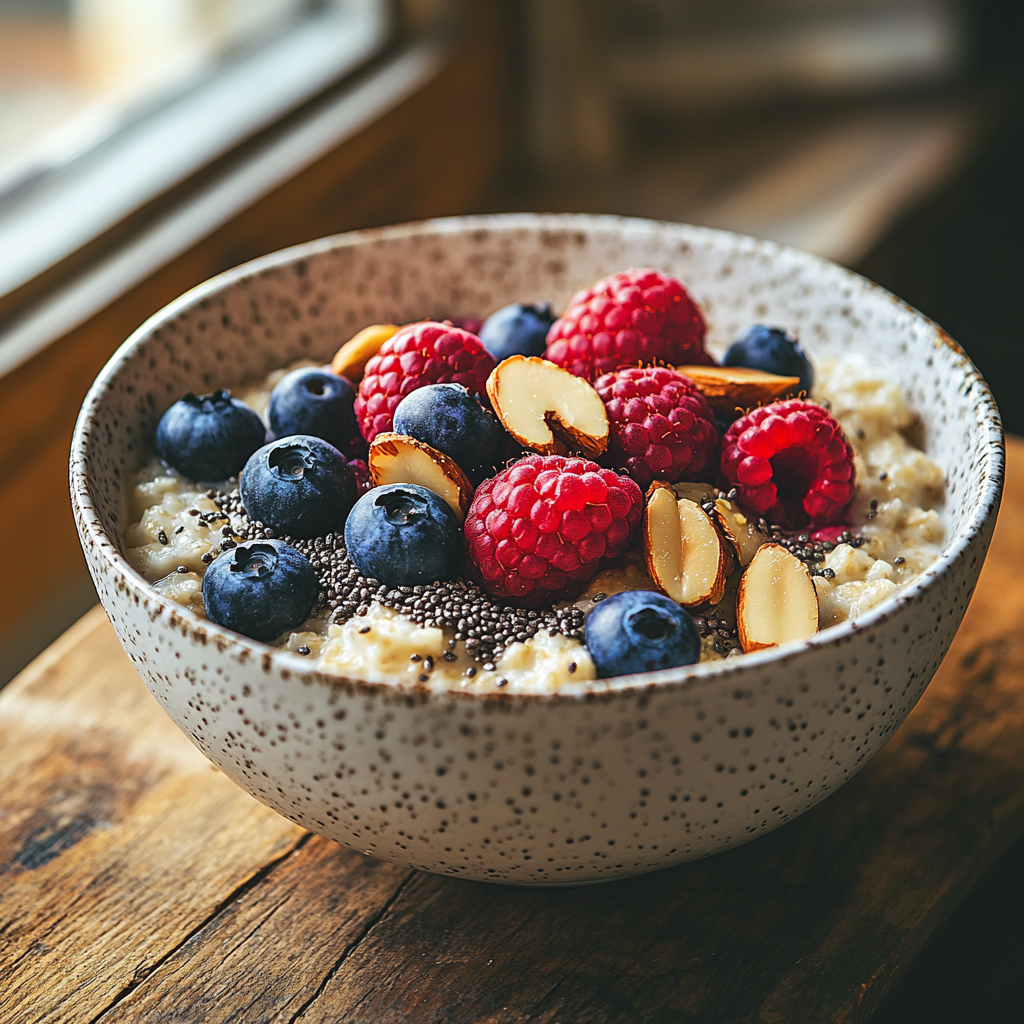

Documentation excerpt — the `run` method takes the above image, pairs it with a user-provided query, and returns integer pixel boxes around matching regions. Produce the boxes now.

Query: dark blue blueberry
[585,590,701,678]
[344,483,462,587]
[155,388,266,482]
[240,435,356,539]
[202,540,318,643]
[392,384,507,485]
[724,325,814,395]
[479,302,555,361]
[268,367,364,459]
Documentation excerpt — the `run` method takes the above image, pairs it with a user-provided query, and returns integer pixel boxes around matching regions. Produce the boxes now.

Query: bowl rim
[70,212,1006,703]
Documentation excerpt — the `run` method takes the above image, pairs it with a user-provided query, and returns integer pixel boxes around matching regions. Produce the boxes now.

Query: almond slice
[368,433,473,522]
[671,481,717,505]
[331,324,400,382]
[736,543,818,652]
[676,365,801,416]
[712,497,768,566]
[486,356,608,458]
[643,487,728,607]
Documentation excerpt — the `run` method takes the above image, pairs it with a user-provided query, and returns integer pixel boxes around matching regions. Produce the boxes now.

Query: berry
[448,316,484,335]
[392,383,507,485]
[479,302,555,361]
[202,540,318,643]
[544,268,712,382]
[724,325,814,396]
[585,590,701,678]
[347,458,372,495]
[240,435,357,539]
[594,366,719,488]
[354,322,496,443]
[344,483,462,587]
[268,367,364,459]
[720,400,855,528]
[464,454,643,607]
[156,389,265,482]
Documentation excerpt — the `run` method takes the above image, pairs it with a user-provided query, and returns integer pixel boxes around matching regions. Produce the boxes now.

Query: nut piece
[647,480,717,505]
[486,356,608,457]
[643,486,728,607]
[676,365,801,416]
[368,433,473,523]
[331,324,400,382]
[712,498,768,566]
[736,543,818,652]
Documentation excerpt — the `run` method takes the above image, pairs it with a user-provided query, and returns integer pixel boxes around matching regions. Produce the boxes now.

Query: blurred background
[0,1,1020,1016]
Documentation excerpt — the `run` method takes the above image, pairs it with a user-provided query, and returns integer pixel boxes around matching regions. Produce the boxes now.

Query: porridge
[123,269,946,692]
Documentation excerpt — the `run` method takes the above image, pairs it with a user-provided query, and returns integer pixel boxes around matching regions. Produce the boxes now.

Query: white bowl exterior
[71,215,1003,884]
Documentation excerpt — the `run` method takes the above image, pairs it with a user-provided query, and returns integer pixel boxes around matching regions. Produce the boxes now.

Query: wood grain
[1,440,1021,1024]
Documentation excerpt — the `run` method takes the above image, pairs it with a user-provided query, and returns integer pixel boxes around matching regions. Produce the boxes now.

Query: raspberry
[720,400,855,529]
[595,366,719,488]
[355,322,496,442]
[347,458,372,496]
[464,454,643,606]
[544,268,712,382]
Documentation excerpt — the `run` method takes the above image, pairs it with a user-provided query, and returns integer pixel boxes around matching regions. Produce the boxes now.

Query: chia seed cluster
[214,491,586,666]
[690,610,740,657]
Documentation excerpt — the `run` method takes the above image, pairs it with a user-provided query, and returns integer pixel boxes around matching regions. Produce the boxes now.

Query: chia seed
[157,529,168,545]
[213,488,586,665]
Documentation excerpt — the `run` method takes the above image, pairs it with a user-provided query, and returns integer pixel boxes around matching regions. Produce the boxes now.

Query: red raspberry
[595,366,719,488]
[347,458,372,496]
[355,322,496,442]
[465,454,643,606]
[720,400,855,528]
[544,268,712,382]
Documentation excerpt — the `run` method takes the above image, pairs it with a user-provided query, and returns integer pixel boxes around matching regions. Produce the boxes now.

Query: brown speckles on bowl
[70,214,1003,884]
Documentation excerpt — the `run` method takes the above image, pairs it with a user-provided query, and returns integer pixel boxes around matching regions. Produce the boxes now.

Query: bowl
[70,214,1003,885]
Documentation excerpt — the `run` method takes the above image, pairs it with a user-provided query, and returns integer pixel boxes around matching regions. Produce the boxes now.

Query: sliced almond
[643,487,728,607]
[331,324,400,382]
[368,433,473,523]
[736,543,818,652]
[486,356,608,458]
[671,481,717,504]
[676,364,801,416]
[712,498,768,566]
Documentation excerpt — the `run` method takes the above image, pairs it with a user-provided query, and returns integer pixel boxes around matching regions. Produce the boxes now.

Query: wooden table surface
[2,441,1023,1024]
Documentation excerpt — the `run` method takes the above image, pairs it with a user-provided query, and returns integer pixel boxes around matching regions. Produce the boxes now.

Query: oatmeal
[811,355,945,627]
[319,603,595,693]
[123,290,946,696]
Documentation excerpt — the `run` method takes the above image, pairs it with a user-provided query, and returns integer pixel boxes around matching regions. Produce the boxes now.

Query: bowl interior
[76,214,1002,634]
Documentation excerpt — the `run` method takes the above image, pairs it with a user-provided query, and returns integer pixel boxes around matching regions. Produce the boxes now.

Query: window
[0,0,390,335]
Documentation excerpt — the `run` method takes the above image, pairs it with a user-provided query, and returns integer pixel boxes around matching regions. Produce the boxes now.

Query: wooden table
[3,442,1023,1024]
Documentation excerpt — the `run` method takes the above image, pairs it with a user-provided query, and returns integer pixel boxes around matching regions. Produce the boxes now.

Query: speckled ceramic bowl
[71,214,1003,885]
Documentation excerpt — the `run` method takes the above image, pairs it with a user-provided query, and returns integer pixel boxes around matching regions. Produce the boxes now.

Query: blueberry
[392,384,507,485]
[585,590,701,678]
[155,389,266,482]
[344,483,462,587]
[202,540,318,642]
[268,367,364,458]
[479,302,555,361]
[240,435,356,539]
[724,325,814,395]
